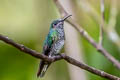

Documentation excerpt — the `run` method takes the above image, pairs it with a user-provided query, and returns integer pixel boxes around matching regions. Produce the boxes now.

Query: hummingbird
[37,15,71,77]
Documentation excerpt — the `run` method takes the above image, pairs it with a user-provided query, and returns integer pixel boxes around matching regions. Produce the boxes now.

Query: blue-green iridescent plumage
[44,27,58,48]
[37,15,71,77]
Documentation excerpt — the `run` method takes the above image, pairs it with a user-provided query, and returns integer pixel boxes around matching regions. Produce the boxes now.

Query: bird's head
[50,15,72,29]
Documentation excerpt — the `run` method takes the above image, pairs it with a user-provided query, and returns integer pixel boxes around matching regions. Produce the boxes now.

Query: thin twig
[53,0,120,69]
[0,34,120,80]
[99,0,104,45]
[79,0,120,49]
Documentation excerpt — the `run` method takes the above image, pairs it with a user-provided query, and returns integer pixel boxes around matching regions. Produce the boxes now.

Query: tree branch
[0,34,120,80]
[53,0,120,69]
[0,34,62,62]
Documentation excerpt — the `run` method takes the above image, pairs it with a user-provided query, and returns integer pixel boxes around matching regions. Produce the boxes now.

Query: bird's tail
[37,61,50,77]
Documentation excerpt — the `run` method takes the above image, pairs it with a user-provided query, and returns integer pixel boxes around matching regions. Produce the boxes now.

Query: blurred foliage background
[0,0,120,80]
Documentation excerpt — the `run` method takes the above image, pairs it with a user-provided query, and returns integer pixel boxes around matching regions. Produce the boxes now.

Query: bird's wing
[42,29,58,56]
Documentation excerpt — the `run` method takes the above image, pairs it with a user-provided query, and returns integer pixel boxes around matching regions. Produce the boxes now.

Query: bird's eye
[53,23,57,26]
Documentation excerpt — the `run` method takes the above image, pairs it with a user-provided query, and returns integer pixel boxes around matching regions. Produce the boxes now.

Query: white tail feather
[40,64,48,77]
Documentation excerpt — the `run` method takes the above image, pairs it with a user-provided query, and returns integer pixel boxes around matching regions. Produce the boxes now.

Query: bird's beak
[61,15,72,22]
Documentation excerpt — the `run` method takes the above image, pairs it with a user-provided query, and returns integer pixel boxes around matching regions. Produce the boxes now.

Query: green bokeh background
[0,0,120,80]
